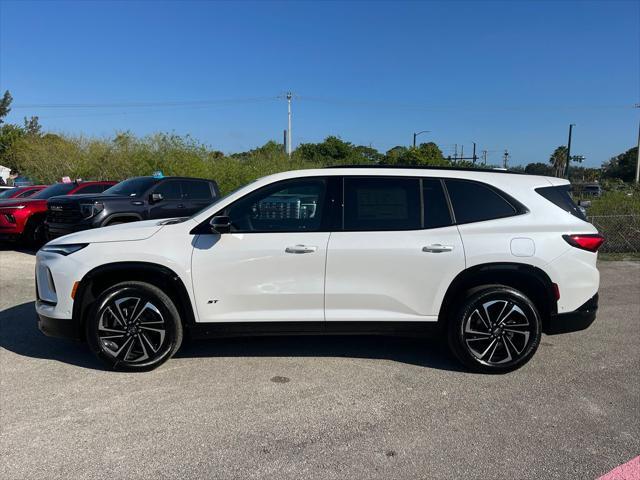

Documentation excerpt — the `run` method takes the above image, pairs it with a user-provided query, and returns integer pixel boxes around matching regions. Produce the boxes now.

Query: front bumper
[545,293,598,335]
[45,220,94,240]
[37,307,82,341]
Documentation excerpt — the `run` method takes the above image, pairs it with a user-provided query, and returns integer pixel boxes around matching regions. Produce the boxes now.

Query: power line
[12,96,279,109]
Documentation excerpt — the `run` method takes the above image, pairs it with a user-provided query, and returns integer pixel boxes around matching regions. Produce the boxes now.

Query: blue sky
[1,0,638,167]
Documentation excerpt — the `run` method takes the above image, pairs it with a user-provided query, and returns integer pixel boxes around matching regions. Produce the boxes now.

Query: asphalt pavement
[1,248,638,480]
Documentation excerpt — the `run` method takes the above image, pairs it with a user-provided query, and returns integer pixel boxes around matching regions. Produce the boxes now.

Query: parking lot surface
[1,248,639,480]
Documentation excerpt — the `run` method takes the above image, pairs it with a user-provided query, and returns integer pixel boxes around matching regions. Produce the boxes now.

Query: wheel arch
[438,262,557,331]
[73,261,196,340]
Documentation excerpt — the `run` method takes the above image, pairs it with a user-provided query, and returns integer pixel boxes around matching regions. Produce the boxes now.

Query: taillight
[562,234,605,252]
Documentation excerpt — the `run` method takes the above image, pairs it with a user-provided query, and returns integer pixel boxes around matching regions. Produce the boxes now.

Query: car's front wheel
[86,281,183,371]
[447,286,541,373]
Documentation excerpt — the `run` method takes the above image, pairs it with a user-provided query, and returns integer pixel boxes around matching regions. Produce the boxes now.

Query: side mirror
[209,215,231,234]
[578,200,592,208]
[150,192,163,203]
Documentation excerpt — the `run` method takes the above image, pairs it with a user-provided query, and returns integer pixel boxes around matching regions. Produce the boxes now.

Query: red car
[0,181,116,246]
[0,185,47,202]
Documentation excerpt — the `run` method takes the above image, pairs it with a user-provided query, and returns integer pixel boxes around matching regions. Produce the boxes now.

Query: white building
[0,165,11,184]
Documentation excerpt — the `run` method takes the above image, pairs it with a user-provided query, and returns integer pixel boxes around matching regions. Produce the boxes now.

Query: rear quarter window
[445,179,521,224]
[535,185,586,220]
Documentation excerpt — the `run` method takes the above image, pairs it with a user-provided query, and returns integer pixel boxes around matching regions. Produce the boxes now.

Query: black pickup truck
[45,176,219,239]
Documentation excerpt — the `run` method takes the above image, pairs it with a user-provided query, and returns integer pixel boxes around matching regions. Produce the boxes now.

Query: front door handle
[285,245,318,254]
[422,244,454,253]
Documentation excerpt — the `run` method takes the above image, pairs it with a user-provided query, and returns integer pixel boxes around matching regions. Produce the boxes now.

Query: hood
[0,198,45,208]
[47,193,133,204]
[47,218,167,244]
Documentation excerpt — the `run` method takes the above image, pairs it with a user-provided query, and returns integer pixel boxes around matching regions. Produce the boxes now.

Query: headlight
[39,243,89,256]
[80,202,104,219]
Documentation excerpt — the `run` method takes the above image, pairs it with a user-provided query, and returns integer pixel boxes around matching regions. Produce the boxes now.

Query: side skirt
[187,321,444,339]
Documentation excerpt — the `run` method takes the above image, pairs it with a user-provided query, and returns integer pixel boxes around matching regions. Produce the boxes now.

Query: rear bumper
[545,293,598,335]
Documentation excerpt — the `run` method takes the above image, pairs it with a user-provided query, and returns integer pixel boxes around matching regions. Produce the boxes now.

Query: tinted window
[0,188,16,198]
[445,179,517,224]
[75,183,108,194]
[344,177,421,231]
[181,180,213,200]
[17,188,40,198]
[227,178,326,232]
[31,183,76,199]
[104,177,156,197]
[536,185,586,220]
[153,180,182,200]
[423,178,453,228]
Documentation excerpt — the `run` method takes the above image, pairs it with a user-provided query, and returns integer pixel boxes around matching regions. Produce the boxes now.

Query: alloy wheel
[98,296,166,364]
[462,299,533,366]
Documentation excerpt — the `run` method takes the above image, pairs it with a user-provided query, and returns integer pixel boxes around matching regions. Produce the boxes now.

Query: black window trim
[191,174,528,235]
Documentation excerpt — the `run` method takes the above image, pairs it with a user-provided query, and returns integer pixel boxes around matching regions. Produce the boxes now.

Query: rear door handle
[285,245,318,254]
[422,244,454,253]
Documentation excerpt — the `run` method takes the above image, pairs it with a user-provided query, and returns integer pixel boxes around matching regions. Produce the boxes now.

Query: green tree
[602,146,638,182]
[524,162,554,176]
[0,90,12,124]
[549,146,568,177]
[23,116,42,136]
[383,142,447,166]
[294,136,380,165]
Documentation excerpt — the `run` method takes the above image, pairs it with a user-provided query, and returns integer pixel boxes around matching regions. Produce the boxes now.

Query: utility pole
[286,92,292,157]
[472,142,477,163]
[460,145,464,162]
[503,149,510,169]
[564,123,575,179]
[482,150,487,165]
[453,144,458,162]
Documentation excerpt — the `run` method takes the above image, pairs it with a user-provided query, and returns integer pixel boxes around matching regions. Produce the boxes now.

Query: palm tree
[549,146,568,177]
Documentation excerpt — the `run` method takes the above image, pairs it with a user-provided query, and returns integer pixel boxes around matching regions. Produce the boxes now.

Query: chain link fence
[587,215,640,253]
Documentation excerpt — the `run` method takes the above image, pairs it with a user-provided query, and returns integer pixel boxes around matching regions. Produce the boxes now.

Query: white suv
[35,167,603,373]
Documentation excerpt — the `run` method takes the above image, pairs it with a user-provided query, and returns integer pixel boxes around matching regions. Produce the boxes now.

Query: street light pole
[286,92,292,157]
[564,124,575,179]
[413,130,431,148]
[636,113,640,184]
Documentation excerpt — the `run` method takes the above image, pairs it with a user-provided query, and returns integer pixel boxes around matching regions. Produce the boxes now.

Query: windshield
[103,177,157,197]
[31,183,76,199]
[0,188,17,198]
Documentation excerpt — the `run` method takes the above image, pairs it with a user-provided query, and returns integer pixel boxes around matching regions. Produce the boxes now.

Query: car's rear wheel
[86,281,183,371]
[447,286,541,373]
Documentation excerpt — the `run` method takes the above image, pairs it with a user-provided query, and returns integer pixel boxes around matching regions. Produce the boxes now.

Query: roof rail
[323,165,524,174]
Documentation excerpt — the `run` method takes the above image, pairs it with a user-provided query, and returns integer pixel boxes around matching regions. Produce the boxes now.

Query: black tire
[447,286,541,374]
[22,217,46,249]
[86,281,183,371]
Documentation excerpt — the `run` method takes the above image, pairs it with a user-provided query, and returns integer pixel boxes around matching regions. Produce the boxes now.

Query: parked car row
[0,176,219,247]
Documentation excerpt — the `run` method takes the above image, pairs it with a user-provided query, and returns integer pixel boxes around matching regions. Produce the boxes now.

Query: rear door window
[343,177,421,231]
[181,180,213,200]
[445,179,518,224]
[536,185,586,220]
[422,178,453,228]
